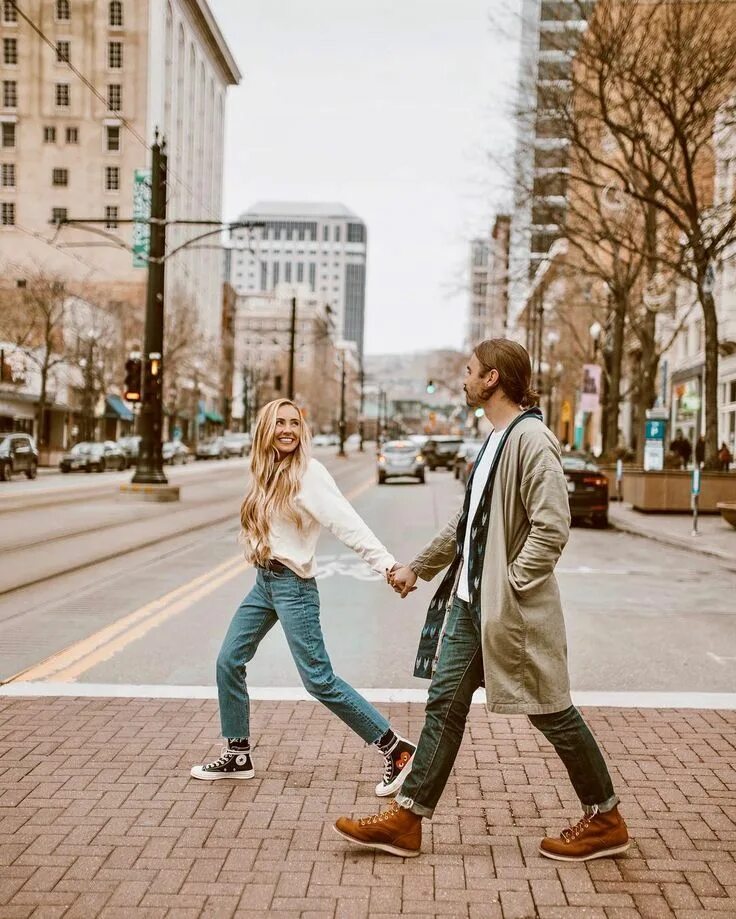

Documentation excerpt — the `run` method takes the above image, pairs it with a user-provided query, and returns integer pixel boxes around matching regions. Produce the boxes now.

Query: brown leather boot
[540,805,630,861]
[334,802,422,857]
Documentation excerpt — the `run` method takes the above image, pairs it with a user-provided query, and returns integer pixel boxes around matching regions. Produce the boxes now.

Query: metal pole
[338,350,347,457]
[133,136,168,485]
[287,296,296,400]
[242,366,249,432]
[358,362,365,452]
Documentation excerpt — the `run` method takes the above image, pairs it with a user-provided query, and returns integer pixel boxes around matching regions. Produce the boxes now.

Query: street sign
[132,169,151,268]
[644,419,666,441]
[692,467,701,496]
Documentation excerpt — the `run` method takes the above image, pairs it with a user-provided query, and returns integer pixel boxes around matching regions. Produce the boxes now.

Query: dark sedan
[60,441,127,473]
[561,453,609,527]
[423,436,464,471]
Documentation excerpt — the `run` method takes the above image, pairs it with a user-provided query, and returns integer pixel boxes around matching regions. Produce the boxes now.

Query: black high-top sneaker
[190,743,254,781]
[375,736,416,797]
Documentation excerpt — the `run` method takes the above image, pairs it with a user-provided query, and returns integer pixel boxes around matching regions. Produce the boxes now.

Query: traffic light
[124,353,142,402]
[143,351,162,402]
[426,379,436,394]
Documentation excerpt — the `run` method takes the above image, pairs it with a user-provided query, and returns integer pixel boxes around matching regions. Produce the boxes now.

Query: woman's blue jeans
[216,567,390,744]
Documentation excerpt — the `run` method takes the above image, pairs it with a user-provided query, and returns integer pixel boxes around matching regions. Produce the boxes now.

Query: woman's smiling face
[273,403,302,457]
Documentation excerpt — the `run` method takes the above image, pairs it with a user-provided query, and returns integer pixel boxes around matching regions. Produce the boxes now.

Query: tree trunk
[699,285,720,470]
[37,363,49,448]
[604,291,627,456]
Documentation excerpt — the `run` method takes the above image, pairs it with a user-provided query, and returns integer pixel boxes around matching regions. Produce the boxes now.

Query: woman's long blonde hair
[239,398,312,566]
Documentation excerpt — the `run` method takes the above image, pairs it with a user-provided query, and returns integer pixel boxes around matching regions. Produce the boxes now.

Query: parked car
[423,435,464,471]
[561,452,609,528]
[117,435,141,468]
[59,441,127,473]
[377,440,426,484]
[459,441,484,485]
[195,436,227,460]
[0,432,39,481]
[453,439,484,480]
[407,434,428,449]
[222,432,252,457]
[162,440,191,465]
[312,433,339,447]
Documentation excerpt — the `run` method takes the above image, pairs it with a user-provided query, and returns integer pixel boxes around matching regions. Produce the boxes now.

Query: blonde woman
[191,399,415,796]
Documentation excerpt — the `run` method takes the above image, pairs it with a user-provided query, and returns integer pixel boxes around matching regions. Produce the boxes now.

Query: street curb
[609,511,736,571]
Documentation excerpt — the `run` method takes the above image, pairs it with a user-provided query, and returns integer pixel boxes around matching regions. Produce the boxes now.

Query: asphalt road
[2,448,736,693]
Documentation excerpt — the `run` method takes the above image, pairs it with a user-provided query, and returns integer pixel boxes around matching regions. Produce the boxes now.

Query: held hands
[386,563,418,599]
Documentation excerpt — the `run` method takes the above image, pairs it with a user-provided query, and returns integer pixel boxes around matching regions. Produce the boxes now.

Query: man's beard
[466,380,498,407]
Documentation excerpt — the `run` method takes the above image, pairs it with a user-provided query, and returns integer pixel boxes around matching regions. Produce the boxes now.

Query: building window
[56,40,70,63]
[55,0,71,21]
[297,263,304,283]
[51,206,67,225]
[347,223,365,243]
[272,263,280,286]
[55,83,70,107]
[3,81,17,108]
[66,126,78,144]
[108,41,122,69]
[105,205,118,228]
[109,0,123,27]
[1,201,14,225]
[260,262,267,289]
[105,165,120,190]
[105,124,120,151]
[334,226,341,242]
[108,84,121,111]
[3,38,17,65]
[1,122,15,148]
[284,262,292,283]
[43,126,56,143]
[1,163,15,187]
[52,167,69,187]
[2,1,17,24]
[322,225,329,241]
[309,263,316,291]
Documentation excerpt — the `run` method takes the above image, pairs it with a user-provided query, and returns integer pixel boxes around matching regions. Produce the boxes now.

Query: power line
[12,1,221,222]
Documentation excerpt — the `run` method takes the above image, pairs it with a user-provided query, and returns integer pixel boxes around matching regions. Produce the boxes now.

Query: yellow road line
[14,471,377,684]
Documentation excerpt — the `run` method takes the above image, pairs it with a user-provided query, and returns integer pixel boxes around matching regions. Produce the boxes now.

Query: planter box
[622,469,736,513]
[598,464,636,501]
[718,503,736,529]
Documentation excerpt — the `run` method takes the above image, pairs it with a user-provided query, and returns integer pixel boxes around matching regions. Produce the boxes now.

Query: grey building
[230,201,368,354]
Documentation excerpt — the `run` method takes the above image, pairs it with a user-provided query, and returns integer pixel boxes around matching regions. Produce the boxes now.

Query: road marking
[2,683,736,709]
[9,556,244,683]
[707,652,736,666]
[9,470,377,684]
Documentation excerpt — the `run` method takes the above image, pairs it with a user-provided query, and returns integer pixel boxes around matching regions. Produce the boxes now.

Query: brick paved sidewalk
[1,697,735,918]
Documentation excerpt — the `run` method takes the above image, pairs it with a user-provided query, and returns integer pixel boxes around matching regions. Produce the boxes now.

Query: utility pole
[133,137,167,485]
[358,362,365,452]
[338,349,347,457]
[287,295,297,400]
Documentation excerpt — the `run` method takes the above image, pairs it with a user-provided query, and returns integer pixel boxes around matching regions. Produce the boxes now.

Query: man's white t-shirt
[456,428,506,602]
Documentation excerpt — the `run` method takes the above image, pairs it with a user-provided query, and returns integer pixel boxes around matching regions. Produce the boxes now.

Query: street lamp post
[338,350,347,458]
[358,363,365,452]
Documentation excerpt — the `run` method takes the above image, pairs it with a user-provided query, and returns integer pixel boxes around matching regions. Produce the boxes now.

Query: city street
[1,449,735,695]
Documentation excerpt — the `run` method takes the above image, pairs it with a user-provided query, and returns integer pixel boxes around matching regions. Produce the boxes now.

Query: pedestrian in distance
[695,435,706,468]
[333,339,630,862]
[719,441,732,471]
[191,398,416,795]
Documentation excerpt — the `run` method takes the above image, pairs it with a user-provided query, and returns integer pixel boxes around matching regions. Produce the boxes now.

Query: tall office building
[467,215,511,347]
[230,201,368,354]
[0,0,240,340]
[508,0,589,326]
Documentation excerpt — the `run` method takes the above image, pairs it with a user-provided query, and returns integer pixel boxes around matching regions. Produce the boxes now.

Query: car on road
[459,441,484,485]
[162,440,191,465]
[0,432,39,481]
[59,441,127,473]
[117,435,141,468]
[453,439,484,480]
[423,435,464,471]
[377,439,426,484]
[562,452,609,528]
[312,433,339,447]
[222,432,252,457]
[407,434,428,449]
[195,436,227,460]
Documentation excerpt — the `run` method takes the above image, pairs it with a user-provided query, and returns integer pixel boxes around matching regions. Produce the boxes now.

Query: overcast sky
[209,0,522,355]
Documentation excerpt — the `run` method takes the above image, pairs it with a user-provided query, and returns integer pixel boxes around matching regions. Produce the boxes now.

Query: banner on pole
[132,169,152,268]
[580,363,601,412]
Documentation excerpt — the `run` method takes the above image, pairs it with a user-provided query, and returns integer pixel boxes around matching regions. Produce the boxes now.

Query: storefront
[720,357,736,457]
[670,367,703,447]
[103,394,135,441]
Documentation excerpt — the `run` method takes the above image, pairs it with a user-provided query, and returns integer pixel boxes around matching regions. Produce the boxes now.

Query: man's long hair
[239,399,312,566]
[474,339,540,407]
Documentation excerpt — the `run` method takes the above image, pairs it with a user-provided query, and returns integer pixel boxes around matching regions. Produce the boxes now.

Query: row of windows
[254,221,363,244]
[269,262,318,289]
[0,122,119,150]
[1,80,124,111]
[1,164,120,189]
[2,38,125,68]
[0,201,119,227]
[2,1,124,27]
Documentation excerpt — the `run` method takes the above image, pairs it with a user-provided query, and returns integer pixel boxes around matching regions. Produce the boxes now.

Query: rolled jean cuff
[585,793,619,816]
[395,791,433,819]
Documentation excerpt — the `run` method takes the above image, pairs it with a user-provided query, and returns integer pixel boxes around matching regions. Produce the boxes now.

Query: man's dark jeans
[396,598,618,818]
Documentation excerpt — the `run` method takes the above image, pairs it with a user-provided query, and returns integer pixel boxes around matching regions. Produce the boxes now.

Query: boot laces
[561,805,599,843]
[359,802,400,827]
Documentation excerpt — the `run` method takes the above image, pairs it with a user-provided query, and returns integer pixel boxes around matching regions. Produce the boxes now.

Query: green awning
[105,394,135,422]
[205,409,224,424]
